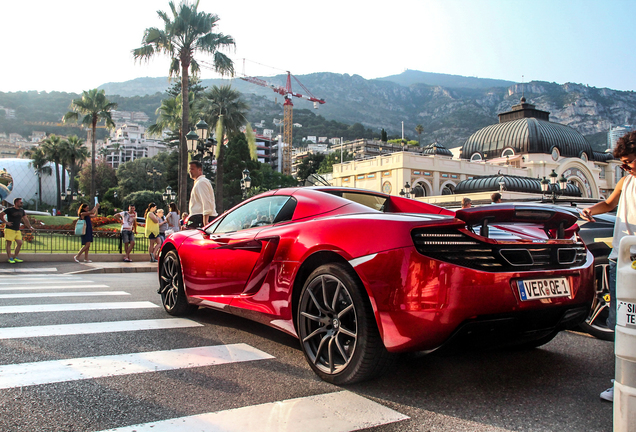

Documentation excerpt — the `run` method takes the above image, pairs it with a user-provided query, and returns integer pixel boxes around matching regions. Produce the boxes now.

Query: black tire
[578,256,614,341]
[159,250,197,316]
[297,263,394,385]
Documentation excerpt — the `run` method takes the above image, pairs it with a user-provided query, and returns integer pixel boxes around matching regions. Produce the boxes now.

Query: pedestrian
[0,197,34,263]
[156,208,169,245]
[114,204,137,262]
[491,192,502,204]
[187,160,217,229]
[581,131,636,402]
[461,197,472,209]
[74,202,99,263]
[180,212,188,230]
[167,202,180,234]
[144,202,160,262]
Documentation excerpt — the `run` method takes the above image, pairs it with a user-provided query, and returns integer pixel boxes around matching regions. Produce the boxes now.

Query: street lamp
[147,167,162,192]
[399,181,411,198]
[541,169,568,202]
[162,185,176,203]
[241,169,252,199]
[187,119,217,160]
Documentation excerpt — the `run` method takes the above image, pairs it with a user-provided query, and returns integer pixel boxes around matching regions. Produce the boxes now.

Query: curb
[67,266,157,274]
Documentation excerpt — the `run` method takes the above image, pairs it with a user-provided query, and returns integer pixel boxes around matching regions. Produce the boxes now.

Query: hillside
[2,70,635,152]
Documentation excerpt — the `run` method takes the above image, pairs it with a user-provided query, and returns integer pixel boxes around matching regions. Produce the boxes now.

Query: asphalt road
[0,271,614,431]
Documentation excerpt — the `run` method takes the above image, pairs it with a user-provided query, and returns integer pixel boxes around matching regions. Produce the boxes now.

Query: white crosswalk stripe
[0,284,110,291]
[0,343,274,389]
[0,291,130,299]
[96,390,409,432]
[0,267,58,273]
[0,273,409,431]
[0,301,159,314]
[0,318,203,339]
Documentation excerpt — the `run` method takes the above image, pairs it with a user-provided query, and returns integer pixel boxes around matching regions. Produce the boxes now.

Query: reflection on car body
[157,187,594,384]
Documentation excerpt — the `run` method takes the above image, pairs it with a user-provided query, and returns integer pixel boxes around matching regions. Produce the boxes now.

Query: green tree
[380,128,388,142]
[63,89,117,204]
[60,135,89,196]
[41,134,64,210]
[221,133,259,209]
[116,158,167,197]
[296,153,326,182]
[25,146,52,208]
[317,151,353,174]
[147,96,183,142]
[198,84,249,213]
[122,190,166,214]
[415,124,424,147]
[78,159,118,200]
[133,0,235,214]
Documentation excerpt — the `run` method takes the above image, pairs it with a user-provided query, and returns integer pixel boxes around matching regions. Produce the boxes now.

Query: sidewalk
[0,253,157,274]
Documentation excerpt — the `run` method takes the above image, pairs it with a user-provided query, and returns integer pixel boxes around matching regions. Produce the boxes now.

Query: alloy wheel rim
[299,274,358,375]
[160,255,180,310]
[584,262,612,333]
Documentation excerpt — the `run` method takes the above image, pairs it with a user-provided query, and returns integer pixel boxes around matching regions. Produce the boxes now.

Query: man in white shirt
[187,160,217,228]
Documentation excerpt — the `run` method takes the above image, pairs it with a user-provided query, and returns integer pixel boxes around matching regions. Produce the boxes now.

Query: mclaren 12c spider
[157,187,594,384]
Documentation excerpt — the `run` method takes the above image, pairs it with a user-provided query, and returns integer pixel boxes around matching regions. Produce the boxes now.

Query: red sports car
[157,187,594,384]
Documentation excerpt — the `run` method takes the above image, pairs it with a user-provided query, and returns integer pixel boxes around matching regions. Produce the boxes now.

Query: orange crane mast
[240,72,325,175]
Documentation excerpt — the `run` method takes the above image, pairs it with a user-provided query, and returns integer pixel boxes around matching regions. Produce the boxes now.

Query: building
[332,97,622,205]
[0,158,67,206]
[102,123,170,169]
[111,110,150,124]
[608,125,634,151]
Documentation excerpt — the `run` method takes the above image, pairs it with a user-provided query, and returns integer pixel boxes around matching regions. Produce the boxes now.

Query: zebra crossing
[0,272,409,431]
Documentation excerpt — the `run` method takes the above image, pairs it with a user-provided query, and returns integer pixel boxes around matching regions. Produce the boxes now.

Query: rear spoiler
[455,205,578,238]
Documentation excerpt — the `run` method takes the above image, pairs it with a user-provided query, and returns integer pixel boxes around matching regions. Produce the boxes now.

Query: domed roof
[422,142,453,157]
[461,98,607,162]
[455,174,582,197]
[462,117,598,161]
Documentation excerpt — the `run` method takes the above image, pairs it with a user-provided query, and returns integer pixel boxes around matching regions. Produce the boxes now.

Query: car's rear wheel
[297,263,394,385]
[578,256,614,341]
[159,250,197,315]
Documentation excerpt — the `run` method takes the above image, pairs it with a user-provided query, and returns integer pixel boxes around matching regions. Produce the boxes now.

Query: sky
[2,0,635,94]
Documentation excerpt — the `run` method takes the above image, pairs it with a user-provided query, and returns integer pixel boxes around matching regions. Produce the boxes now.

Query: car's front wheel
[578,256,614,341]
[297,263,394,385]
[159,250,197,316]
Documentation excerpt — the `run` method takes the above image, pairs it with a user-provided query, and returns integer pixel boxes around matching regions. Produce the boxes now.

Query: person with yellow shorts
[0,197,34,263]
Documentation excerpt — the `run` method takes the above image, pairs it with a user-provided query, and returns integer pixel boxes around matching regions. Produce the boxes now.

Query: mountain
[2,71,634,152]
[375,69,516,89]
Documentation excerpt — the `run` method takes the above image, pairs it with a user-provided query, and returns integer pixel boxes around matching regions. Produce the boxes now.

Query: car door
[181,195,292,299]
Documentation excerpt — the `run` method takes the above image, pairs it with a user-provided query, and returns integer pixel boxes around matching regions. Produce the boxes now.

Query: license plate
[517,277,571,301]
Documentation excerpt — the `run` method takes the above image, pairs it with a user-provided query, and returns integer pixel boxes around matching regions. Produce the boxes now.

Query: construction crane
[240,72,326,175]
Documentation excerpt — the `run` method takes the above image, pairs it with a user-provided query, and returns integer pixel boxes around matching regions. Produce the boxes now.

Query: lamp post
[187,119,217,161]
[241,169,252,199]
[162,185,176,203]
[147,167,162,193]
[540,169,568,202]
[60,187,77,214]
[399,181,411,199]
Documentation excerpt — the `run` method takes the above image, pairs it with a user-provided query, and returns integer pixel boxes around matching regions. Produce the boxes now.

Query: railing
[0,230,151,254]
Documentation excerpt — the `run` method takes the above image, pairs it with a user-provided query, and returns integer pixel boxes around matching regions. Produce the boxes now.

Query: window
[470,153,483,162]
[211,196,293,234]
[501,148,515,157]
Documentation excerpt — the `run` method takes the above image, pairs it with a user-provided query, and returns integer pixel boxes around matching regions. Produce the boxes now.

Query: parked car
[157,187,594,384]
[500,202,616,340]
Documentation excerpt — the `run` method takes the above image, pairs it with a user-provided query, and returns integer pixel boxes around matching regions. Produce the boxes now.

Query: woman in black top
[74,202,99,263]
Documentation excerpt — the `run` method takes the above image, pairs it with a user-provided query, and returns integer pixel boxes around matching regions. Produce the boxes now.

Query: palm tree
[133,0,235,213]
[415,124,424,148]
[198,85,249,213]
[147,94,195,143]
[61,135,89,197]
[63,89,117,204]
[41,135,64,210]
[25,146,52,208]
